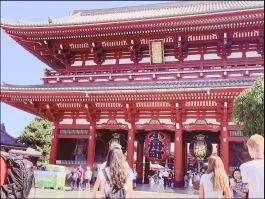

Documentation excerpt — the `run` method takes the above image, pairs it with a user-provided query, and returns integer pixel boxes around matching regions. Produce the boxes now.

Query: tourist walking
[77,165,84,191]
[240,134,264,199]
[199,155,231,198]
[133,168,138,189]
[153,170,158,184]
[70,168,78,190]
[97,146,133,198]
[92,167,98,184]
[184,172,189,188]
[84,166,92,191]
[168,171,173,187]
[92,143,132,198]
[162,168,169,189]
[157,170,162,184]
[193,172,200,191]
[229,168,248,198]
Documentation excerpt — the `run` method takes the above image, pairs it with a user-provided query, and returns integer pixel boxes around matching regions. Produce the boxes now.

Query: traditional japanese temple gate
[1,1,264,186]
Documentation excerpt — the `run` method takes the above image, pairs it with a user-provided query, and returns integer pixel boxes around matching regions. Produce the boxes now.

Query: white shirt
[200,172,228,198]
[133,171,137,180]
[193,174,200,182]
[240,159,264,199]
[162,171,169,178]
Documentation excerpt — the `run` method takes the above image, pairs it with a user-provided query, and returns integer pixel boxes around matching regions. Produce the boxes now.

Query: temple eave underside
[1,83,246,124]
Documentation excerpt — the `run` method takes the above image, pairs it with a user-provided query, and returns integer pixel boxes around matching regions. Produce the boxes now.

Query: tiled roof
[1,78,256,93]
[1,1,264,27]
[9,148,41,157]
[0,124,27,149]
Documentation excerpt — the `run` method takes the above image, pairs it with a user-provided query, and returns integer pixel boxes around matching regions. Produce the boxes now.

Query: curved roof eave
[1,1,264,29]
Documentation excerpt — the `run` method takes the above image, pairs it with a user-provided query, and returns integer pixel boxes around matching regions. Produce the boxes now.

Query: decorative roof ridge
[0,77,257,89]
[1,1,264,28]
[70,1,213,16]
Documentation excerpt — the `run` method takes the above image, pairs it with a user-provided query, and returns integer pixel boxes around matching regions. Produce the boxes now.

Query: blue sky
[1,1,169,138]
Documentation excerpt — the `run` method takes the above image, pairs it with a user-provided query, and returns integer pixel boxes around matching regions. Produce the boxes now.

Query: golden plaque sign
[150,40,164,64]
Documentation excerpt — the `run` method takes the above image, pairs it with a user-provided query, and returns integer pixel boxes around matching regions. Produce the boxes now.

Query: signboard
[145,131,170,161]
[149,39,164,64]
[34,171,66,189]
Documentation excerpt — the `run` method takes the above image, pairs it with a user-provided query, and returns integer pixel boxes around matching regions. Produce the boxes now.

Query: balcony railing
[229,130,244,137]
[59,129,88,135]
[42,59,264,85]
[56,160,86,165]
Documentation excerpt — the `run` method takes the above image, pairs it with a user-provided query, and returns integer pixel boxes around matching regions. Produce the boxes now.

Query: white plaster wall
[101,59,116,65]
[205,75,222,78]
[204,53,220,60]
[135,119,150,124]
[119,58,134,64]
[227,52,242,59]
[71,60,83,66]
[182,75,199,79]
[139,57,150,63]
[183,118,220,125]
[229,74,243,77]
[185,54,201,61]
[76,119,90,125]
[164,56,178,62]
[116,119,130,125]
[97,119,109,124]
[159,119,175,125]
[246,51,261,57]
[85,60,96,66]
[59,119,73,124]
[157,76,176,80]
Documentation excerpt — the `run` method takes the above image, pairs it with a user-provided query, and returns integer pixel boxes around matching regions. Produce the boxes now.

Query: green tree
[17,117,52,163]
[232,76,264,136]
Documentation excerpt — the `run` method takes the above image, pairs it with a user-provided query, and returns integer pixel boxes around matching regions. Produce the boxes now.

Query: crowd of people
[199,134,264,198]
[68,165,92,191]
[148,168,174,189]
[64,134,264,198]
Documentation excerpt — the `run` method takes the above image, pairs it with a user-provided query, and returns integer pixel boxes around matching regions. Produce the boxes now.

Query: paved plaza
[28,185,198,198]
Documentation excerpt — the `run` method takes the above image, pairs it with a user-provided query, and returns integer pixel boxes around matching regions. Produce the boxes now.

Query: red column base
[137,178,143,184]
[174,180,184,187]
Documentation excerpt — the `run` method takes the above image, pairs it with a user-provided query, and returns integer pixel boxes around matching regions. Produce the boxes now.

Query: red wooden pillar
[220,102,229,173]
[127,126,135,169]
[174,123,184,187]
[136,139,144,183]
[144,158,150,184]
[220,127,229,173]
[87,123,96,167]
[49,121,59,164]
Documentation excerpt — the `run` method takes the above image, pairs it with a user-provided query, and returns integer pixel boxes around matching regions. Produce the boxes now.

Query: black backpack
[0,151,34,199]
[102,168,127,199]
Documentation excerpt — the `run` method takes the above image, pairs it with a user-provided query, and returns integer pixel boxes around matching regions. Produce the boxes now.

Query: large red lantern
[145,131,171,161]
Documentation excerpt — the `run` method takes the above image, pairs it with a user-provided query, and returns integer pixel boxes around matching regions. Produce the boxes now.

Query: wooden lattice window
[59,129,89,135]
[229,130,244,137]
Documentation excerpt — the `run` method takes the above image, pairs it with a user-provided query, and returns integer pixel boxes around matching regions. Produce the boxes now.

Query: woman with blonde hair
[97,147,133,198]
[199,155,231,198]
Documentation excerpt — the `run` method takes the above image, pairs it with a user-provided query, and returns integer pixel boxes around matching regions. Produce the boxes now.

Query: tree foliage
[232,76,264,136]
[17,117,52,163]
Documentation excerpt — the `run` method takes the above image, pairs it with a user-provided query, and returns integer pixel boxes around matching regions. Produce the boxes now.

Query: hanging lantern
[145,131,171,161]
[109,133,120,148]
[189,134,213,161]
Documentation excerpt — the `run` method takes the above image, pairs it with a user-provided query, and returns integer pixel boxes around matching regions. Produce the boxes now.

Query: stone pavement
[28,185,198,198]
